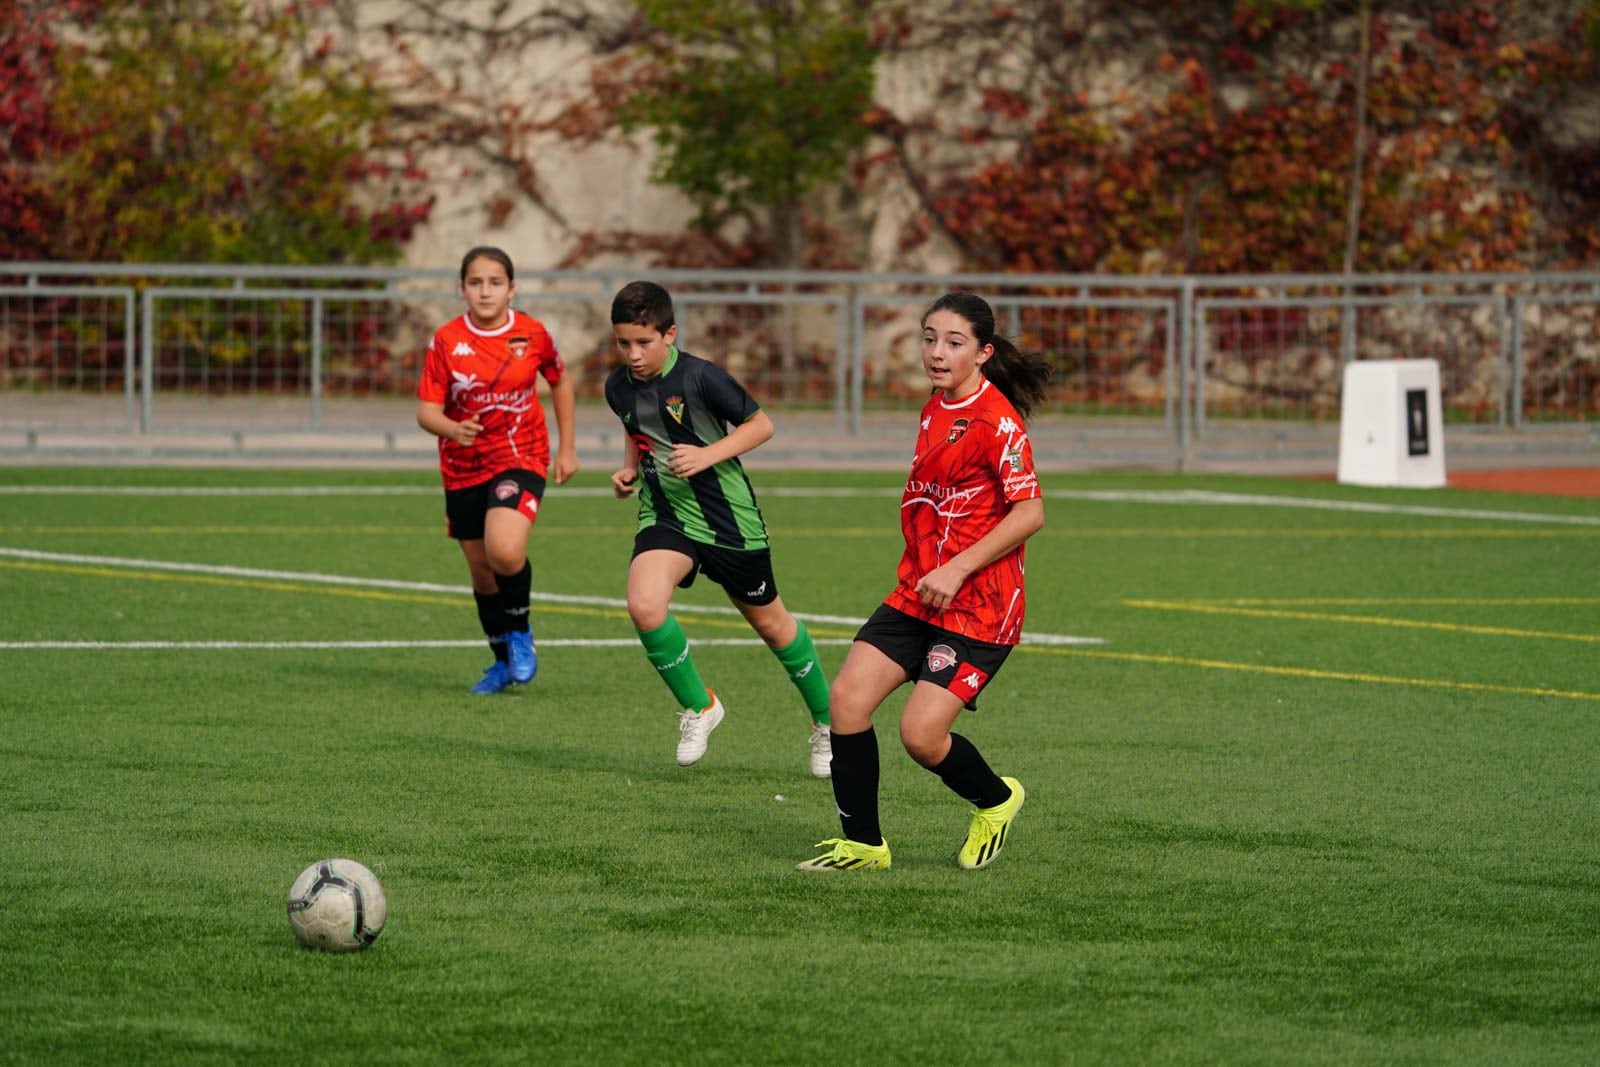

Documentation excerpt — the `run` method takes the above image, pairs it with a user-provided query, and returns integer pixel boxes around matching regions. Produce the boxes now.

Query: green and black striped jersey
[604,346,769,550]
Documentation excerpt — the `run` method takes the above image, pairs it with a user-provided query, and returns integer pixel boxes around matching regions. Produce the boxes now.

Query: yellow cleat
[795,838,891,871]
[957,777,1025,870]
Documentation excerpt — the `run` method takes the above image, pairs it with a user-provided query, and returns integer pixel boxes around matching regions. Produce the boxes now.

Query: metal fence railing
[1,264,1596,451]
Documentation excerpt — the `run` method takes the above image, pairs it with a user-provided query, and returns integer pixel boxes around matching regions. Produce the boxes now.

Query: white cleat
[676,691,724,766]
[808,724,832,779]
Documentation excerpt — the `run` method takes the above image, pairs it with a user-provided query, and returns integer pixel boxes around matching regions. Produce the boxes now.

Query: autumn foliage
[866,0,1600,274]
[1,0,432,265]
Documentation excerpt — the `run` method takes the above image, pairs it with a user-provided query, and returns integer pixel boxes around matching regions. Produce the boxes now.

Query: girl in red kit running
[417,246,579,695]
[797,291,1053,872]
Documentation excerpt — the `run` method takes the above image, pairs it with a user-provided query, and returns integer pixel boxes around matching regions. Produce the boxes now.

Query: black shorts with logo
[854,602,1013,711]
[632,525,780,606]
[444,469,547,541]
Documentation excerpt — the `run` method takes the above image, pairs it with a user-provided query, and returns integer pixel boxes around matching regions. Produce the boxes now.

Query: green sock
[773,619,830,726]
[637,614,712,711]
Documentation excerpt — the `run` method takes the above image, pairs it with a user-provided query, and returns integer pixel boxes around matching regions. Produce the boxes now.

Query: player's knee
[749,611,791,646]
[898,721,946,767]
[627,595,668,632]
[827,685,874,733]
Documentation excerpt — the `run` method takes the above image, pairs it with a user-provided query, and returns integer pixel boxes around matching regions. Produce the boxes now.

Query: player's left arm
[666,410,772,478]
[547,371,579,484]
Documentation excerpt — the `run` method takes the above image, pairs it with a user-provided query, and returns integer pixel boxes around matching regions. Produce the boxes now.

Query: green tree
[46,0,431,264]
[615,0,876,267]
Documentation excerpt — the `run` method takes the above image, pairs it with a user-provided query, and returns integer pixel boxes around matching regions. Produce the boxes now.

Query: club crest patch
[1005,445,1024,471]
[665,396,685,424]
[494,479,519,501]
[946,418,970,444]
[926,643,957,673]
[508,336,529,360]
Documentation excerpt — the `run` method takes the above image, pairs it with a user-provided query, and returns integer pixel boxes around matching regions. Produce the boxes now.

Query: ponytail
[922,292,1054,420]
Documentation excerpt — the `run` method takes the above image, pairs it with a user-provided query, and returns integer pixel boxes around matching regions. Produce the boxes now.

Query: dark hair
[921,291,1054,420]
[611,280,675,333]
[459,245,514,282]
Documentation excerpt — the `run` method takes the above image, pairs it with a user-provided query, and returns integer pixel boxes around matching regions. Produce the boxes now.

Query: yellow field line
[1020,646,1600,703]
[1185,597,1600,607]
[1123,598,1599,643]
[775,527,1600,539]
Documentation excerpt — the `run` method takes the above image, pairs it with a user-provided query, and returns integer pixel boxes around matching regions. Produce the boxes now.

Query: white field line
[1052,488,1600,526]
[0,546,1106,647]
[0,483,1592,525]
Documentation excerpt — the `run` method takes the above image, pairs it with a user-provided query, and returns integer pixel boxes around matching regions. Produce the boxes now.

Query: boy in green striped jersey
[604,280,832,777]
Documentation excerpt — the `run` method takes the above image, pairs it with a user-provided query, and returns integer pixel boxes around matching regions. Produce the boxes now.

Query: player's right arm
[416,400,483,447]
[611,434,642,498]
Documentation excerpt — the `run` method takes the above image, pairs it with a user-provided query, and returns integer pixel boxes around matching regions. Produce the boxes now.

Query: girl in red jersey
[417,247,579,695]
[797,291,1052,872]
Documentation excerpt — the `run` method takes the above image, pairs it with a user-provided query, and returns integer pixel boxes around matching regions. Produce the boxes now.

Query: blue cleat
[471,660,515,695]
[507,629,537,684]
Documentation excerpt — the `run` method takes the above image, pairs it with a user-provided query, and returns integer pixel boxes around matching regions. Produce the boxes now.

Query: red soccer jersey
[417,310,565,490]
[883,379,1041,645]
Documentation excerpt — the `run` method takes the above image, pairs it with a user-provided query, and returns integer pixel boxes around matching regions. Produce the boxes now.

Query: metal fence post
[123,290,137,432]
[849,289,865,436]
[1178,280,1194,465]
[311,296,324,430]
[1509,294,1524,432]
[833,294,849,434]
[140,288,154,434]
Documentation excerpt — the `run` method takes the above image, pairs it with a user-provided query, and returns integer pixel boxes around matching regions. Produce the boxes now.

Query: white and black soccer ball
[286,858,387,952]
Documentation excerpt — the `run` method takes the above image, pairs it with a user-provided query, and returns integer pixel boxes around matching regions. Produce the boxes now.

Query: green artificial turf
[1,466,1597,1065]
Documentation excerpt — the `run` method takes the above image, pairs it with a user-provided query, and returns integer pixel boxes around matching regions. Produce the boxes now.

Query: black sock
[830,726,882,846]
[498,560,532,635]
[930,732,1010,809]
[474,592,508,662]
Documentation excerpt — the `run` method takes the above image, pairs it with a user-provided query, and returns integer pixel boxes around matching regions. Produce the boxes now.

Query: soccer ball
[286,858,387,952]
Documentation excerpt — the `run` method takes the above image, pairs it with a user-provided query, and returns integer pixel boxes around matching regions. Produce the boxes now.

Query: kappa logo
[665,395,685,423]
[949,662,991,701]
[921,416,931,431]
[996,416,1020,435]
[450,342,475,357]
[926,643,957,673]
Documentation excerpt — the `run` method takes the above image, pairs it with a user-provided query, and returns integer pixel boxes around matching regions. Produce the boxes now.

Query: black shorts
[444,469,547,541]
[855,602,1013,711]
[632,525,779,606]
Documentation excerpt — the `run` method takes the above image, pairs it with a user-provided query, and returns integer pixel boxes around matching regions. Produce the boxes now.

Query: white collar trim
[462,312,515,338]
[938,378,990,410]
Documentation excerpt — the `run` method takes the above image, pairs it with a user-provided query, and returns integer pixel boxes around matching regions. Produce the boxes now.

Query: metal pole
[1178,280,1193,466]
[140,289,154,434]
[849,292,865,435]
[1509,294,1524,431]
[311,296,324,430]
[123,290,136,432]
[1163,300,1176,434]
[833,296,848,434]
